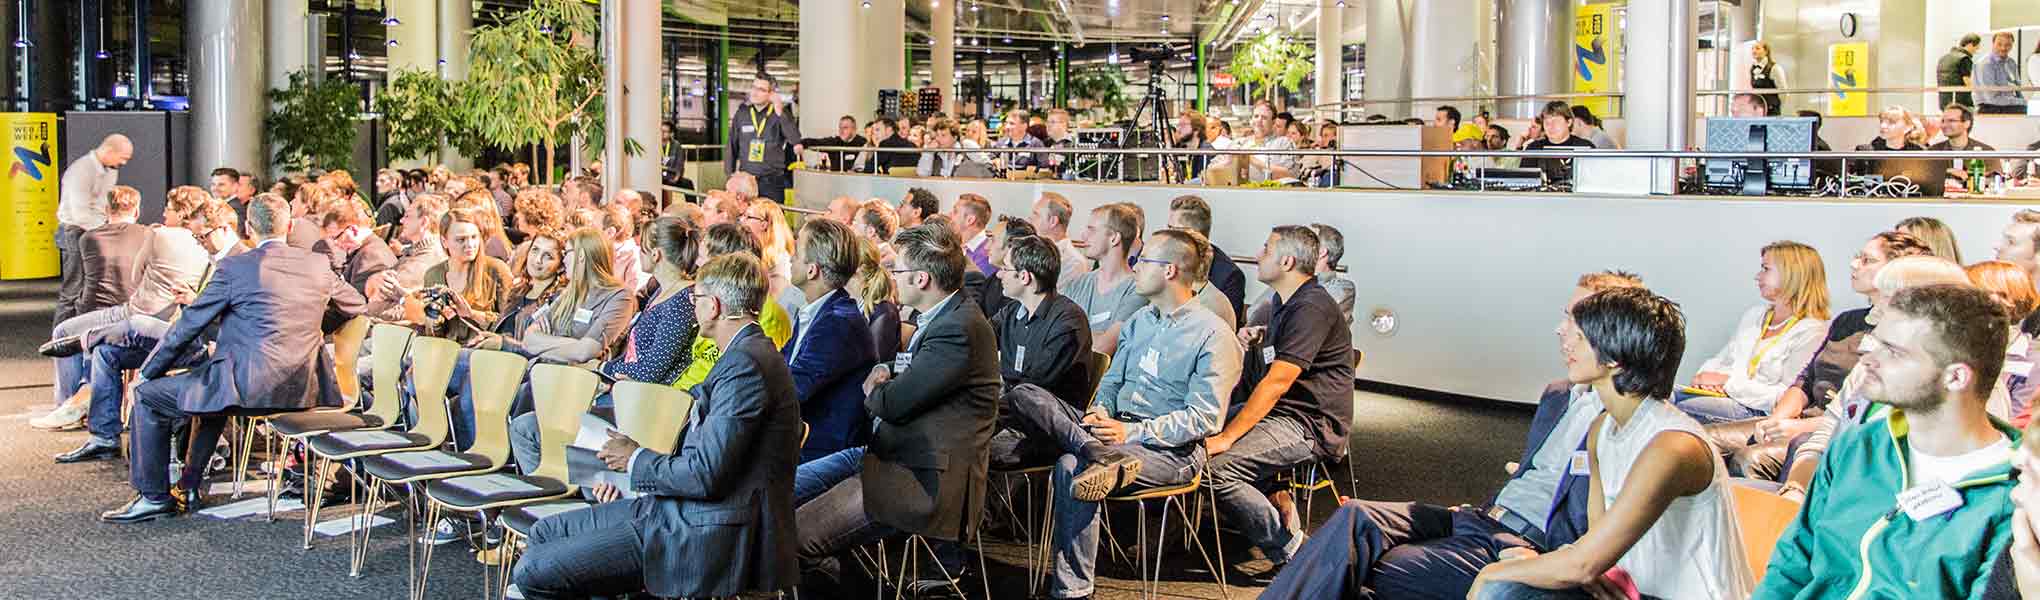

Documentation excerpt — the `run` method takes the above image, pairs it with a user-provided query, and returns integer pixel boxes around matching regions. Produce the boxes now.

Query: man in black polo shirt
[1206,224,1355,570]
[862,118,919,174]
[987,234,1094,468]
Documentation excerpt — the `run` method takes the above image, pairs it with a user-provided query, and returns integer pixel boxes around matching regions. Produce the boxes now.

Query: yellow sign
[1828,42,1870,117]
[0,113,59,280]
[1572,2,1622,117]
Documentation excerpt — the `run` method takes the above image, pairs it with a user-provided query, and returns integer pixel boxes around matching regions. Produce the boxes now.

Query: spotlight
[386,39,400,47]
[95,50,110,59]
[12,39,26,48]
[862,0,871,7]
[381,17,401,26]
[1160,15,1169,21]
[1336,0,1346,6]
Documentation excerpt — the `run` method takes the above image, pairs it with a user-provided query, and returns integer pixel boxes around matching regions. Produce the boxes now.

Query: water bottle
[1969,159,1986,194]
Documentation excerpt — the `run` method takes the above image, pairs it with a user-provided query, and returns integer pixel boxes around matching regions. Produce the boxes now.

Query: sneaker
[421,517,467,545]
[1070,447,1142,502]
[503,584,526,599]
[29,396,88,431]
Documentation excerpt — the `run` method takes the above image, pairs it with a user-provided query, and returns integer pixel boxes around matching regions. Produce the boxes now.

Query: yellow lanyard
[1747,308,1799,378]
[748,106,768,132]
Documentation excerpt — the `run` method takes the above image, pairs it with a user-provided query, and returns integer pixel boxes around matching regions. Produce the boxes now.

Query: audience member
[671,224,795,391]
[1754,284,2018,600]
[987,234,1095,469]
[364,193,451,321]
[410,209,515,342]
[1061,203,1148,357]
[1167,195,1245,320]
[991,109,1048,172]
[472,229,566,350]
[824,196,858,224]
[899,187,939,229]
[1853,106,1927,176]
[316,198,399,297]
[852,200,900,265]
[862,117,919,174]
[54,134,130,322]
[1568,105,1618,149]
[783,218,879,462]
[599,204,647,294]
[848,238,903,365]
[1524,101,1596,185]
[1976,32,2025,114]
[1968,260,2040,424]
[1468,287,1754,600]
[1029,192,1091,280]
[740,200,800,318]
[916,119,974,178]
[515,252,799,599]
[1209,225,1354,571]
[497,228,635,392]
[1247,223,1356,327]
[951,193,997,275]
[75,186,150,320]
[1673,241,1831,424]
[1938,33,1982,110]
[1242,100,1299,181]
[1997,210,2040,286]
[101,195,366,523]
[817,114,869,172]
[1899,215,1965,264]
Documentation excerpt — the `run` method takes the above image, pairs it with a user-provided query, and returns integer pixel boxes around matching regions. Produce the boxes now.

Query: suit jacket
[785,290,879,459]
[1492,381,1594,550]
[1207,247,1247,322]
[288,217,323,252]
[78,222,151,314]
[628,324,801,598]
[339,235,398,296]
[861,295,1003,541]
[138,241,368,413]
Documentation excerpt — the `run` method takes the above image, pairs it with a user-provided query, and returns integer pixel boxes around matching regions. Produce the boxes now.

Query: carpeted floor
[0,278,1533,599]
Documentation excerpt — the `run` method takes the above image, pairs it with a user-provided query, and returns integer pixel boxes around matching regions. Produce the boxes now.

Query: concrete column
[932,2,955,110]
[1361,0,1412,118]
[384,0,438,73]
[187,0,266,184]
[1409,0,1480,118]
[800,0,867,139]
[1315,0,1345,122]
[602,0,662,194]
[436,0,472,169]
[266,0,309,92]
[1623,0,1695,193]
[865,0,906,99]
[1496,0,1570,119]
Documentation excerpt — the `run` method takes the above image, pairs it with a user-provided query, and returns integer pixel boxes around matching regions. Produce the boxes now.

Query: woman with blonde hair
[1677,240,1832,423]
[1853,106,1926,177]
[848,237,903,364]
[1967,260,2040,424]
[1897,216,1963,264]
[410,208,515,342]
[740,200,801,316]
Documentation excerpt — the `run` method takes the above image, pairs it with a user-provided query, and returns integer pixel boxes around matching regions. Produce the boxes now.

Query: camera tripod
[1124,62,1185,184]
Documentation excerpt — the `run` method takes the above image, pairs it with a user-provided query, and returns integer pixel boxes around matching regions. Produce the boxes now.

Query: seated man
[1755,284,2021,600]
[784,218,878,462]
[514,254,801,599]
[36,185,151,427]
[1001,228,1242,600]
[1060,203,1148,357]
[1468,288,1754,599]
[794,224,1002,585]
[99,195,366,523]
[988,234,1095,468]
[1207,225,1355,570]
[1262,271,1642,600]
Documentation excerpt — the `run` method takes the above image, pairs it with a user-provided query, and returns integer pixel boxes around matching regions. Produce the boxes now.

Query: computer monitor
[1703,117,1819,195]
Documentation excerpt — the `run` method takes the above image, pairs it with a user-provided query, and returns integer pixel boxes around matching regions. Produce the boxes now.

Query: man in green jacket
[1755,284,2021,600]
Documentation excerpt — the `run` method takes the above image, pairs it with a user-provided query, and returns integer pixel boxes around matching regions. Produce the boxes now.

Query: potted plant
[462,0,636,184]
[265,69,360,173]
[1226,31,1314,110]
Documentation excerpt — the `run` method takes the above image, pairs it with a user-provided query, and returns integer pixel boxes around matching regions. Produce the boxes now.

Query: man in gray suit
[513,253,801,599]
[99,195,366,524]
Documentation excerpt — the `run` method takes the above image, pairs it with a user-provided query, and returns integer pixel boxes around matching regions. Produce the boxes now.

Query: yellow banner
[0,113,59,280]
[1828,42,1870,117]
[1572,2,1622,117]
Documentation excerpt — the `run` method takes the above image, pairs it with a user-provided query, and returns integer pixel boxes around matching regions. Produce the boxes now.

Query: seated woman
[476,228,566,348]
[1850,105,1925,175]
[406,208,514,343]
[671,224,795,391]
[508,217,700,475]
[1967,260,2040,425]
[1898,215,1964,263]
[1674,241,1831,424]
[850,238,903,366]
[741,200,802,319]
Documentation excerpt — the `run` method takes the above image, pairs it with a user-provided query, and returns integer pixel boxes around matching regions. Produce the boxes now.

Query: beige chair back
[1087,350,1113,407]
[1730,484,1803,580]
[403,336,463,446]
[463,349,533,466]
[612,382,695,455]
[364,324,418,427]
[328,316,372,407]
[527,364,600,483]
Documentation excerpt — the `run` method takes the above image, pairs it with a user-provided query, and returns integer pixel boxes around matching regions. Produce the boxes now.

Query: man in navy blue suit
[784,218,879,463]
[101,195,366,524]
[1261,271,1643,599]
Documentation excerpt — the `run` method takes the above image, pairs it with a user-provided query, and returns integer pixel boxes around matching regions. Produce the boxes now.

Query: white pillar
[865,0,906,98]
[931,1,955,111]
[1315,0,1345,122]
[602,0,662,195]
[386,0,438,169]
[265,0,308,92]
[1409,0,1480,118]
[801,0,867,139]
[437,0,473,170]
[188,0,266,184]
[1622,0,1695,192]
[1495,0,1570,119]
[1361,0,1412,118]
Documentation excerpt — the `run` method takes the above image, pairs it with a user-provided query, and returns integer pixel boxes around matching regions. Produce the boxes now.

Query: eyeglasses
[1135,257,1172,267]
[740,214,766,223]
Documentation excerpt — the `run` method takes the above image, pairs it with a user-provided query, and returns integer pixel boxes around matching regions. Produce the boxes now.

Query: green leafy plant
[1065,66,1132,120]
[380,68,484,162]
[265,69,360,173]
[463,0,608,183]
[1226,31,1314,109]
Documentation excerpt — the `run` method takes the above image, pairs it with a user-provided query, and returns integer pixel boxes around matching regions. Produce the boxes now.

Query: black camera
[418,286,460,323]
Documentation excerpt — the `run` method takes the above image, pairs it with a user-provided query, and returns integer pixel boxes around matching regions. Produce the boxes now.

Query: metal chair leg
[412,501,443,600]
[303,455,328,550]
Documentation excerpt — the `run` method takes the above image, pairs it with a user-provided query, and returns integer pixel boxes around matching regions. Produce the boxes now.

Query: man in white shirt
[1027,192,1090,280]
[55,135,133,325]
[1242,101,1297,181]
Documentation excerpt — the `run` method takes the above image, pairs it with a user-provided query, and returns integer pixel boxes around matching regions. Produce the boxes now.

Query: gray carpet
[0,278,1532,599]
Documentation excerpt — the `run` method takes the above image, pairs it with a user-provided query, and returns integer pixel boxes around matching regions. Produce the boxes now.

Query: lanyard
[1747,308,1800,378]
[748,105,769,132]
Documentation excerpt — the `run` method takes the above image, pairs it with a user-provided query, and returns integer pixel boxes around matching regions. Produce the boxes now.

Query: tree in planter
[1066,66,1131,121]
[463,0,634,184]
[1226,31,1314,109]
[266,69,360,173]
[380,68,486,163]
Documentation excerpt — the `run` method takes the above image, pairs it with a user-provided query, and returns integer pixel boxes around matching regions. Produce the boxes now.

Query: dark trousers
[129,374,294,502]
[1262,499,1534,600]
[513,499,646,599]
[752,169,791,204]
[1979,103,2026,115]
[54,224,84,325]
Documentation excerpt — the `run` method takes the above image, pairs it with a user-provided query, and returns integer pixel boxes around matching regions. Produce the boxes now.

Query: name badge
[1089,311,1112,325]
[893,352,914,373]
[573,308,595,325]
[1139,348,1161,378]
[2006,361,2035,376]
[1568,451,1591,476]
[747,139,767,163]
[1015,346,1027,371]
[739,125,756,134]
[1897,483,1964,521]
[1261,345,1276,365]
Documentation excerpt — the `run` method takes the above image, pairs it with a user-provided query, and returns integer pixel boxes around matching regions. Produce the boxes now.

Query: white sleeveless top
[1595,399,1755,600]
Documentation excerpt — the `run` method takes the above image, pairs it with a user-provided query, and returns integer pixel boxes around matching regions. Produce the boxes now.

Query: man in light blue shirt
[1000,228,1242,599]
[1976,31,2025,114]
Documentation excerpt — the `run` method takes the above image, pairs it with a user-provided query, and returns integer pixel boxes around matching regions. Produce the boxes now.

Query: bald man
[825,196,859,223]
[55,135,134,325]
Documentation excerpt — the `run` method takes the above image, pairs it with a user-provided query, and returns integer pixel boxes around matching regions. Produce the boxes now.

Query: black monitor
[1703,117,1818,195]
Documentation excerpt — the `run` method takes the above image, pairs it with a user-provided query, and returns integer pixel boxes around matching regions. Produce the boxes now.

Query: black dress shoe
[1070,447,1143,502]
[100,495,181,524]
[39,335,84,358]
[55,440,121,464]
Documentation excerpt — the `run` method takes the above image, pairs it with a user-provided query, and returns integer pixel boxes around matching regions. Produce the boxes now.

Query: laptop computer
[1875,158,1949,197]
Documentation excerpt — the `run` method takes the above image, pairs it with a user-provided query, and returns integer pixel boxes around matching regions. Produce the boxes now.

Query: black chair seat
[270,411,386,438]
[306,429,434,459]
[425,473,572,510]
[359,450,495,483]
[502,500,592,537]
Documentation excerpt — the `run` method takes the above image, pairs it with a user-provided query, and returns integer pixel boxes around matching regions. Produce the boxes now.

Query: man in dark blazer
[99,196,366,524]
[794,223,1002,582]
[76,187,152,316]
[786,219,879,462]
[517,254,801,599]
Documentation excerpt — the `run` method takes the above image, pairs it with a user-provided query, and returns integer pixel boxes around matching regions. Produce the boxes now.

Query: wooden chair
[264,322,414,520]
[1730,484,1803,580]
[230,315,372,498]
[1105,473,1228,600]
[298,335,461,551]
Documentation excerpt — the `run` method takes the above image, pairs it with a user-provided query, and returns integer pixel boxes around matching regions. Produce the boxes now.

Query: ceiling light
[1160,15,1170,21]
[381,17,401,26]
[386,39,399,47]
[1336,0,1346,5]
[862,0,871,7]
[95,50,110,59]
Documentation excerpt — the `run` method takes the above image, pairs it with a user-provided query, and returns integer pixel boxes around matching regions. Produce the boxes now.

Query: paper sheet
[385,451,472,470]
[448,473,544,495]
[326,429,412,446]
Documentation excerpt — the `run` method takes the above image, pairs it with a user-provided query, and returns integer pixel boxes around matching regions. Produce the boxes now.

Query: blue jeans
[52,304,133,406]
[796,446,866,507]
[1207,413,1319,565]
[86,340,156,441]
[1475,580,1665,600]
[1672,390,1767,424]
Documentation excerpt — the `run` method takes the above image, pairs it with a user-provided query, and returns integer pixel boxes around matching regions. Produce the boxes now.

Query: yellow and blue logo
[10,140,49,180]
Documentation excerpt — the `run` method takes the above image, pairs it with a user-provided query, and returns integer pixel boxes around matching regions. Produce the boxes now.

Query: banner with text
[1572,2,1623,117]
[1,113,59,280]
[1827,42,1870,117]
